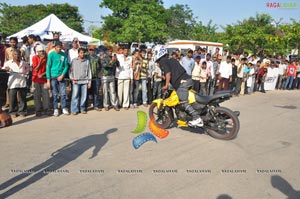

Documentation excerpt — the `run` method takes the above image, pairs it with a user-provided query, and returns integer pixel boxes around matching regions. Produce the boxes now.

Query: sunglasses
[89,49,94,51]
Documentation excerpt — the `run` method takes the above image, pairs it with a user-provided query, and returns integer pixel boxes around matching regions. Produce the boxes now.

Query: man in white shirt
[204,53,213,78]
[218,56,232,91]
[68,38,80,64]
[276,60,288,89]
[191,56,201,92]
[116,48,132,110]
[4,49,29,117]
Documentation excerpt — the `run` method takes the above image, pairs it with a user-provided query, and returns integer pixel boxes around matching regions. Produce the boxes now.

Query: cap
[36,45,44,51]
[89,45,96,50]
[72,37,79,42]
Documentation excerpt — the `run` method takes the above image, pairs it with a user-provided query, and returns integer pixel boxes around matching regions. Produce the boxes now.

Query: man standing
[134,49,148,107]
[235,58,246,96]
[181,50,195,76]
[152,62,164,99]
[207,55,220,95]
[28,34,38,66]
[276,60,287,90]
[218,56,232,91]
[68,38,80,64]
[204,53,213,92]
[284,61,297,90]
[147,52,155,103]
[131,50,141,108]
[86,45,102,111]
[46,41,69,116]
[69,48,92,115]
[191,56,201,92]
[5,37,18,62]
[32,45,50,116]
[230,58,238,92]
[256,61,268,93]
[199,61,208,95]
[4,50,29,117]
[100,50,119,111]
[20,36,30,64]
[28,34,41,95]
[4,37,19,109]
[116,48,132,110]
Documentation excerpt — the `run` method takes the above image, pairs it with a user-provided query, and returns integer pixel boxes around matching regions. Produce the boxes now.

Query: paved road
[1,90,300,199]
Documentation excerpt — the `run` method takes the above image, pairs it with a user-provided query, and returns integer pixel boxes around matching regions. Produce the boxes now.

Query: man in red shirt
[256,61,268,93]
[32,45,50,116]
[284,61,297,90]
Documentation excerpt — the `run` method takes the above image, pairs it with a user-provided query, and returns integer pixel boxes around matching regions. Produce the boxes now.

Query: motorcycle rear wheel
[148,103,172,129]
[206,107,240,140]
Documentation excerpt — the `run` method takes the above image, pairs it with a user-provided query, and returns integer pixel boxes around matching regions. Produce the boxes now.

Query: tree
[165,4,196,40]
[190,20,218,41]
[100,0,168,43]
[279,19,300,53]
[219,13,276,54]
[0,3,84,38]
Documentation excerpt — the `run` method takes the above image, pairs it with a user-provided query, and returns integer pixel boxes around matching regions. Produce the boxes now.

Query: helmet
[153,45,168,62]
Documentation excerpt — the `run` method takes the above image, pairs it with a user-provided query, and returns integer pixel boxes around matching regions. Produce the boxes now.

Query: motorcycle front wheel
[206,107,240,140]
[148,103,172,129]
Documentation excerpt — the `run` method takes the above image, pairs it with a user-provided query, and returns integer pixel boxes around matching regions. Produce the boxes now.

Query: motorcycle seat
[195,90,232,104]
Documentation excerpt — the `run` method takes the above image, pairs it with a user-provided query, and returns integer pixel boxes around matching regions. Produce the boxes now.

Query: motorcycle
[149,89,240,140]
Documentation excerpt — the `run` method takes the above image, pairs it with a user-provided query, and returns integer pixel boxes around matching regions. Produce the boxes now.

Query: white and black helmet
[153,45,168,62]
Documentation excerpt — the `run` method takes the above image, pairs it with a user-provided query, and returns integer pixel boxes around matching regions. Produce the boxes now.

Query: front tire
[206,107,240,140]
[148,103,172,129]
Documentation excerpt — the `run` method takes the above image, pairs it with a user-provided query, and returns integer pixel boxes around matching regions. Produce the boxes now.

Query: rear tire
[206,107,240,140]
[148,103,172,129]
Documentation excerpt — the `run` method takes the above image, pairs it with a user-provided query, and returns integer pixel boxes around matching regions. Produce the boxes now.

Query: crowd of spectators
[0,33,299,119]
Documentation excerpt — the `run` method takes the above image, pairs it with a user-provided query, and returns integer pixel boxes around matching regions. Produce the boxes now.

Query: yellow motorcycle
[149,90,240,140]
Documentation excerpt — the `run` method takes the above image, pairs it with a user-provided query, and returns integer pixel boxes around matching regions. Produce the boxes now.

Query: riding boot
[183,103,199,119]
[181,103,203,127]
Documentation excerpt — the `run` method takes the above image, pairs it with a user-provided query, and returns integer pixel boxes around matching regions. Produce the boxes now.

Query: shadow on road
[0,128,117,198]
[271,175,300,199]
[274,105,297,110]
[216,194,232,199]
[10,115,51,127]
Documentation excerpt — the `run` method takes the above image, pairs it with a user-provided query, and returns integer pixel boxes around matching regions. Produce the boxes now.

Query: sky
[1,0,299,32]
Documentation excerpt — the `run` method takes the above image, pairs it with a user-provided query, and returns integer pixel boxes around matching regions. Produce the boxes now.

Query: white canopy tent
[7,14,100,45]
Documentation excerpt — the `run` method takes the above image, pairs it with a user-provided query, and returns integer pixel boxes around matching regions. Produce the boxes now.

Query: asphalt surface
[0,90,300,199]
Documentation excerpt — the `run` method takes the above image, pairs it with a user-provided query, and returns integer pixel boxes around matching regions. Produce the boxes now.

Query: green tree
[165,4,196,40]
[220,13,276,54]
[0,3,84,37]
[279,19,300,53]
[190,20,218,41]
[100,0,168,43]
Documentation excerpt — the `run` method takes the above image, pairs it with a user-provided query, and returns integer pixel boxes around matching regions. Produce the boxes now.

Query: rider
[154,46,203,127]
